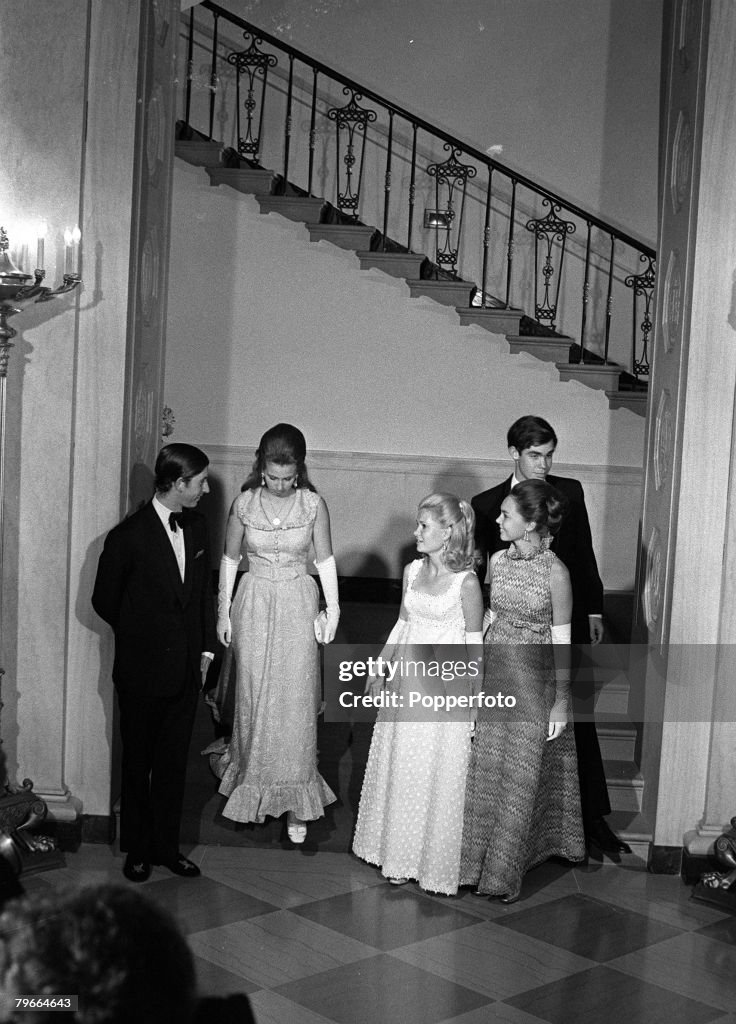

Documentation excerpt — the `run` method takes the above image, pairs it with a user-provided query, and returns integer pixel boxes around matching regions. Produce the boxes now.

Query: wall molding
[202,444,643,589]
[204,443,644,488]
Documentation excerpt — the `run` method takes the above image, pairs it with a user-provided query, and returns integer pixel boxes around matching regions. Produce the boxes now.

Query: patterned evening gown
[209,487,336,823]
[459,546,586,897]
[352,559,474,895]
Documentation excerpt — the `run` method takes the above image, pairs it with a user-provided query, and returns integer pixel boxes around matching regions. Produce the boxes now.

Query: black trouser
[571,642,611,825]
[118,678,198,861]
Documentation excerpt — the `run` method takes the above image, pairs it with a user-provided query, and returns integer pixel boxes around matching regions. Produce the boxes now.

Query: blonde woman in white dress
[352,493,483,895]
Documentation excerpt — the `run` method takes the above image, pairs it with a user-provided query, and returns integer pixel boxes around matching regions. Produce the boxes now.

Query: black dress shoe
[123,854,152,883]
[153,854,201,877]
[585,817,632,855]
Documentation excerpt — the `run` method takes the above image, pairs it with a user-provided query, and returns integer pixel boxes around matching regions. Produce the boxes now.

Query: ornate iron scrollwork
[426,146,476,279]
[525,201,575,328]
[327,90,377,220]
[227,33,278,162]
[625,253,656,378]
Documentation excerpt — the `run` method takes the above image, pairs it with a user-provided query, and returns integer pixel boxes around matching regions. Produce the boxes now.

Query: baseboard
[681,847,721,886]
[81,814,116,845]
[647,844,682,874]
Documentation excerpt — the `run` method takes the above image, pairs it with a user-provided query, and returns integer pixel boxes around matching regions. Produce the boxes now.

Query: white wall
[0,1,141,819]
[215,0,662,245]
[165,159,644,589]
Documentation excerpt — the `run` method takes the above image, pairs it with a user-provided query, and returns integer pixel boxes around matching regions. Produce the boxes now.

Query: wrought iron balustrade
[179,2,656,382]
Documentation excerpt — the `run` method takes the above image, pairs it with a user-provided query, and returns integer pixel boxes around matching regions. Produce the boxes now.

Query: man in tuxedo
[93,444,216,881]
[472,415,630,857]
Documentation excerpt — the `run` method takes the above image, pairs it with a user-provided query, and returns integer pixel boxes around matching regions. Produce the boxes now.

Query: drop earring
[523,528,530,544]
[261,473,265,487]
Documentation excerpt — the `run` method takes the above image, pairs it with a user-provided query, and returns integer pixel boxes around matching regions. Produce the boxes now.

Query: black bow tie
[168,511,185,532]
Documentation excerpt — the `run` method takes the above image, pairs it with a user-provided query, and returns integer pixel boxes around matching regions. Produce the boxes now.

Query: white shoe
[287,812,307,844]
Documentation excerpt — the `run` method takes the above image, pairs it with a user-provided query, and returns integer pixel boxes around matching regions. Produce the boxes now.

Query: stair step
[507,334,574,363]
[606,390,647,417]
[457,306,525,336]
[308,224,377,250]
[598,725,637,761]
[257,195,327,222]
[207,166,276,194]
[606,809,653,862]
[593,679,630,716]
[175,140,222,166]
[357,251,426,280]
[556,362,623,391]
[605,760,644,812]
[408,278,475,307]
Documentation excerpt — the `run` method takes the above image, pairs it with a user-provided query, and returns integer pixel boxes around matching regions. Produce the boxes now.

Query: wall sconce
[0,223,82,852]
[0,223,82,373]
[423,209,451,230]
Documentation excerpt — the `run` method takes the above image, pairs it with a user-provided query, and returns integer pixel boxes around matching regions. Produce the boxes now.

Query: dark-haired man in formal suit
[93,443,216,882]
[472,415,630,857]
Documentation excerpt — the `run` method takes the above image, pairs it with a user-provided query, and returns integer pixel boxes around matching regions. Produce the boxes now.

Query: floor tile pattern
[21,844,736,1024]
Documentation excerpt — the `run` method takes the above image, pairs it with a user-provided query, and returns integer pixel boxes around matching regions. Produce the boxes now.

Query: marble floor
[21,842,736,1024]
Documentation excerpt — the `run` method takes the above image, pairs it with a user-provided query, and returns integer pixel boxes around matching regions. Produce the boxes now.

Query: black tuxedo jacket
[472,474,604,644]
[92,502,216,697]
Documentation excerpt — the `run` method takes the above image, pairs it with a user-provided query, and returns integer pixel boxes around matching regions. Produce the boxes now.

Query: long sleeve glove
[217,554,240,646]
[482,607,496,636]
[549,621,572,738]
[314,555,340,644]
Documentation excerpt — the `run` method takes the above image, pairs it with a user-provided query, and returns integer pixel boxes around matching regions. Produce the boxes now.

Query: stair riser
[592,683,631,716]
[557,364,623,391]
[508,339,574,363]
[598,733,637,761]
[175,141,222,166]
[257,197,326,222]
[308,225,376,250]
[208,168,276,194]
[457,310,524,335]
[408,281,475,307]
[358,254,425,280]
[607,392,647,417]
[608,780,644,812]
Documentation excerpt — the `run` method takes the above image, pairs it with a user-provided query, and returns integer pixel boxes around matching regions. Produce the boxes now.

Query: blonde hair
[417,492,476,571]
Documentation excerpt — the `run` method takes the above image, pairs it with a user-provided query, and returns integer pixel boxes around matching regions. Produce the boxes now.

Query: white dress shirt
[153,496,185,582]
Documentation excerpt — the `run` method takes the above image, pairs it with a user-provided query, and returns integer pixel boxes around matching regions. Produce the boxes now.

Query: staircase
[178,137,646,418]
[176,138,648,856]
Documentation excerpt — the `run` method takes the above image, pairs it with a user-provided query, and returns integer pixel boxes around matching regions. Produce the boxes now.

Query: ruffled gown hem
[218,775,336,824]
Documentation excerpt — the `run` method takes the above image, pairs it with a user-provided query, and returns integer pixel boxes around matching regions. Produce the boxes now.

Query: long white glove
[314,555,340,643]
[549,621,572,739]
[217,554,240,646]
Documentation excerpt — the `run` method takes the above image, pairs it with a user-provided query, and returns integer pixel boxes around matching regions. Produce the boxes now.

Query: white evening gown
[352,559,473,894]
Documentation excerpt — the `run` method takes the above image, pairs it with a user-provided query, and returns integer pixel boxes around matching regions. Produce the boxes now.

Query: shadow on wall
[129,462,155,513]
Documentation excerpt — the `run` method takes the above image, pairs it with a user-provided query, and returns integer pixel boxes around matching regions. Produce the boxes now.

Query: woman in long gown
[211,424,338,843]
[352,493,483,895]
[460,479,586,902]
